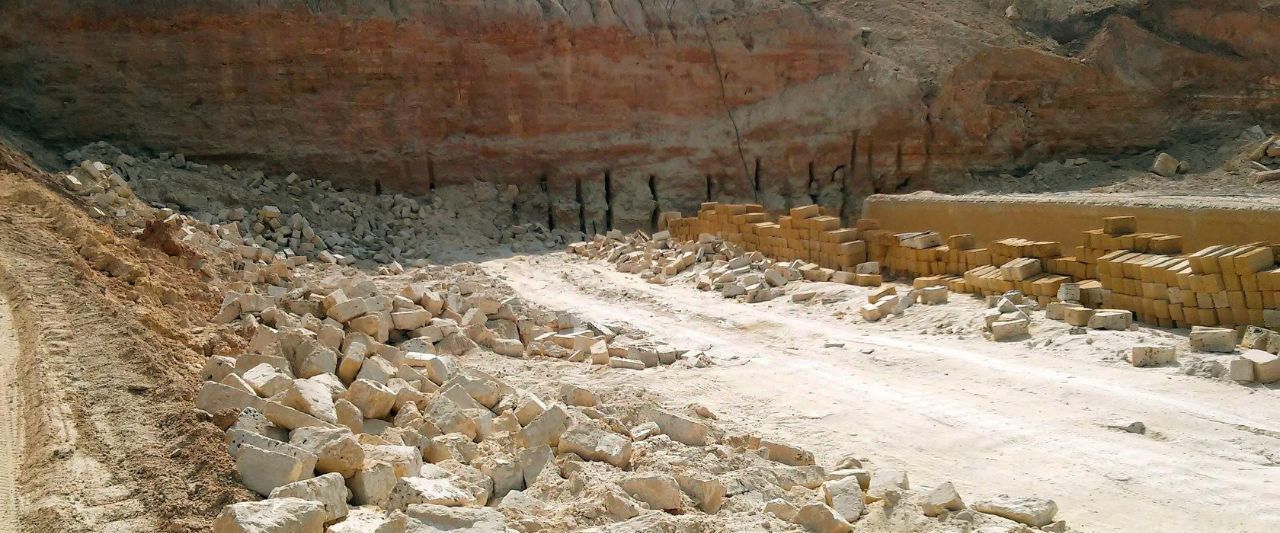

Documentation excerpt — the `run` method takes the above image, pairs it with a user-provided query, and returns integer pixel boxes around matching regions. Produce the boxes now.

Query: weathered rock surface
[4,1,1277,227]
[212,497,326,533]
[974,495,1059,527]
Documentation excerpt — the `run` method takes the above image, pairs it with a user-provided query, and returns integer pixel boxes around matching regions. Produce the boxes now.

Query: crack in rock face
[3,1,1277,218]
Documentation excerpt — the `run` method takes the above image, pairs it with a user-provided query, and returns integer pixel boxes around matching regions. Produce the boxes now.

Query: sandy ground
[0,165,251,532]
[482,252,1280,533]
[0,293,19,533]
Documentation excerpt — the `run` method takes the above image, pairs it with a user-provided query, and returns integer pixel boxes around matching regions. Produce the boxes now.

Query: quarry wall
[2,0,1279,232]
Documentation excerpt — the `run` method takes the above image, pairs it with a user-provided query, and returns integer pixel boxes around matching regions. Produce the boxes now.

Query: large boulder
[618,474,683,510]
[974,495,1058,527]
[212,497,326,533]
[289,427,364,478]
[387,477,478,510]
[558,425,632,468]
[822,475,865,522]
[236,443,316,497]
[268,472,351,523]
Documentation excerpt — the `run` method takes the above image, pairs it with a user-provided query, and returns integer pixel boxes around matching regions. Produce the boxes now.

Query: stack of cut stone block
[866,229,991,279]
[1055,216,1183,282]
[667,203,869,275]
[1093,238,1279,329]
[1167,243,1280,328]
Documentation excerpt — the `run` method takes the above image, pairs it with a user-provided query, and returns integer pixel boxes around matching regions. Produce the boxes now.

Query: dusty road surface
[0,293,19,533]
[486,252,1280,533]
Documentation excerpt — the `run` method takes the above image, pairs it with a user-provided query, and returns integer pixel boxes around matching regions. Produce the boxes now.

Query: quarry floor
[480,252,1280,533]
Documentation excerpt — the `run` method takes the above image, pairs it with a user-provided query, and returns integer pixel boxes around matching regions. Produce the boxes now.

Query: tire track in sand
[0,291,20,532]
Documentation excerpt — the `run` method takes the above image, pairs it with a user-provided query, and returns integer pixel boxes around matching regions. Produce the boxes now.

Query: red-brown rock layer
[1,0,1277,230]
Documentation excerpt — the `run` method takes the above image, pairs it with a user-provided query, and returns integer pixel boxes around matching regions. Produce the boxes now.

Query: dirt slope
[0,145,250,531]
[485,252,1280,533]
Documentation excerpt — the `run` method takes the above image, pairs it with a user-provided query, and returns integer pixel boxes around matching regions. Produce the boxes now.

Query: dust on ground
[480,249,1280,533]
[0,137,252,532]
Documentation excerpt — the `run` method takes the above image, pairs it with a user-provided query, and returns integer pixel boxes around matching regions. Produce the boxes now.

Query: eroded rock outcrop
[1,0,1277,230]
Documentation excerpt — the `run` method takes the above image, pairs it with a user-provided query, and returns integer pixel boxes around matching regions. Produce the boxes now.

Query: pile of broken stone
[197,266,1069,532]
[1245,133,1280,183]
[61,157,164,229]
[1036,283,1280,384]
[570,230,815,304]
[977,291,1036,341]
[64,142,584,268]
[858,283,950,324]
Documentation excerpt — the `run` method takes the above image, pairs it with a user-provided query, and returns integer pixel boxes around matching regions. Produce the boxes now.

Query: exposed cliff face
[0,0,1277,231]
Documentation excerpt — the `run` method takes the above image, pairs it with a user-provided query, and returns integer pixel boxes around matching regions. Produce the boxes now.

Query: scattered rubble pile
[1121,323,1279,384]
[667,203,875,277]
[1245,134,1280,184]
[977,291,1035,341]
[63,142,583,267]
[53,158,231,282]
[568,229,882,304]
[196,266,1070,532]
[60,157,173,230]
[214,264,704,372]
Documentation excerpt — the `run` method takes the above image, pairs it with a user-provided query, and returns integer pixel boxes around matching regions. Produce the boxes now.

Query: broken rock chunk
[973,495,1058,527]
[268,472,350,522]
[919,481,965,517]
[288,426,364,478]
[387,477,477,510]
[675,473,725,513]
[557,424,633,468]
[349,460,397,507]
[212,497,326,533]
[235,443,316,497]
[619,474,683,510]
[792,502,852,533]
[404,503,508,531]
[822,475,865,522]
[343,379,396,420]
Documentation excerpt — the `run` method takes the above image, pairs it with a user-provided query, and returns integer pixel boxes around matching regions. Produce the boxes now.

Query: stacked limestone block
[1058,216,1184,281]
[1124,243,1280,329]
[879,231,992,279]
[1094,250,1185,327]
[668,203,869,275]
[961,256,1070,305]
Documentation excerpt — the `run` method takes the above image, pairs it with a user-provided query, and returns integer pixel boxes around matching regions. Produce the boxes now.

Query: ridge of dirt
[0,140,251,531]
